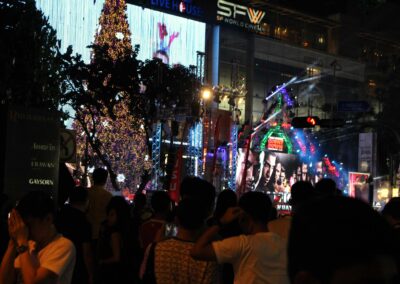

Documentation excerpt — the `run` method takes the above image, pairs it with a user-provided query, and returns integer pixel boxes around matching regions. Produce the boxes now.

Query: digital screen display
[235,149,332,212]
[348,172,370,203]
[36,0,205,66]
[267,137,284,152]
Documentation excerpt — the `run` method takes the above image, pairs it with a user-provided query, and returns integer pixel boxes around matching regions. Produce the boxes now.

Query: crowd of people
[0,167,400,284]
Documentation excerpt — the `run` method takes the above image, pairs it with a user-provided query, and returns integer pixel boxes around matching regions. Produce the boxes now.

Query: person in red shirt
[139,191,172,250]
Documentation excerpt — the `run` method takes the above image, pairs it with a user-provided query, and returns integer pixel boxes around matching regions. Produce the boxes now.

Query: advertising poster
[393,156,400,194]
[373,176,391,210]
[235,149,320,211]
[348,172,370,203]
[358,133,377,175]
[235,150,331,193]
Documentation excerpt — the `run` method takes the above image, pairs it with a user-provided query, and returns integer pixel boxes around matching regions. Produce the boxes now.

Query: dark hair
[106,196,130,230]
[92,168,108,185]
[180,176,216,218]
[239,191,272,223]
[134,192,147,210]
[151,191,171,213]
[214,189,237,219]
[177,198,205,230]
[290,181,316,208]
[263,152,277,168]
[68,186,88,204]
[16,190,55,219]
[288,196,399,282]
[315,178,338,197]
[382,197,400,220]
[58,163,76,207]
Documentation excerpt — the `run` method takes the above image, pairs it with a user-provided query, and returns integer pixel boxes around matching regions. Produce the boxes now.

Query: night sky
[250,0,399,17]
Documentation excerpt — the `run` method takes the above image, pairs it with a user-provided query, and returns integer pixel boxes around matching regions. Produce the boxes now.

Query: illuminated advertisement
[235,150,305,211]
[217,0,268,34]
[127,0,210,21]
[36,0,205,65]
[348,172,370,203]
[235,149,342,211]
[372,176,391,210]
[235,150,330,192]
[267,137,284,152]
[393,158,400,193]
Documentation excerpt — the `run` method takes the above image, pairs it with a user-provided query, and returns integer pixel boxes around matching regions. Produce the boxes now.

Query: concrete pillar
[245,33,255,124]
[205,24,220,86]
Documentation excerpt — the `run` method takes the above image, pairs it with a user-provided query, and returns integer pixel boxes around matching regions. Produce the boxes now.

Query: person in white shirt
[0,191,76,284]
[191,191,289,284]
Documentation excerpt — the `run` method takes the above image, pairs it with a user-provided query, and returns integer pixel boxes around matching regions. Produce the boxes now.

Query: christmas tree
[72,0,150,191]
[93,0,133,61]
[73,98,151,191]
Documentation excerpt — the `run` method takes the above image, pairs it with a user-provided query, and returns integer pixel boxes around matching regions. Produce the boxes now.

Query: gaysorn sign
[217,0,267,33]
[2,107,60,202]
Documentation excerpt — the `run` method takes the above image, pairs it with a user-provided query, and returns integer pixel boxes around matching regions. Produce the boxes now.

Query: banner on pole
[169,147,183,202]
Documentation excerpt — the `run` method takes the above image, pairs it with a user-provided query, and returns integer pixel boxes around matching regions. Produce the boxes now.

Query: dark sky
[263,0,400,36]
[270,0,348,16]
[263,0,399,17]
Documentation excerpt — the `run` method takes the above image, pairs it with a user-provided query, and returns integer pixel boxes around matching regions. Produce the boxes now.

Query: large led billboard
[36,0,205,66]
[235,149,340,212]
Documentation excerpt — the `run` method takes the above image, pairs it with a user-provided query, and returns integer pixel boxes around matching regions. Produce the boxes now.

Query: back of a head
[214,189,237,219]
[68,186,88,204]
[58,163,76,207]
[134,192,147,210]
[106,196,131,227]
[239,191,272,224]
[16,190,55,220]
[92,168,108,186]
[382,197,400,220]
[180,176,216,218]
[288,196,399,283]
[151,191,171,213]
[177,198,206,230]
[290,181,316,209]
[315,178,338,197]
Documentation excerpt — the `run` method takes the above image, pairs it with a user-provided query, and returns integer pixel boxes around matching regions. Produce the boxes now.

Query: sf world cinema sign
[217,0,267,33]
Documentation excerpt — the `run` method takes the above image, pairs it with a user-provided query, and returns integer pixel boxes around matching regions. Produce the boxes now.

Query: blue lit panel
[36,0,206,66]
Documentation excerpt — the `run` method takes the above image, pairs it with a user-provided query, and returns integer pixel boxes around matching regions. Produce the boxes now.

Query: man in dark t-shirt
[57,186,94,284]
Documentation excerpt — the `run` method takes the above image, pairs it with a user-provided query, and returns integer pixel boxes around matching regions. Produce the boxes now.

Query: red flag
[238,137,251,197]
[211,115,222,176]
[169,145,183,203]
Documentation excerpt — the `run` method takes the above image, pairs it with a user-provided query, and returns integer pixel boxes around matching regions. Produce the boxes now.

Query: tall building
[208,1,364,126]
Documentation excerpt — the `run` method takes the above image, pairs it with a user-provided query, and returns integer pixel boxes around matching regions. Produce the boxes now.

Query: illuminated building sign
[2,107,60,202]
[267,137,284,152]
[127,0,210,21]
[217,0,268,34]
[150,0,204,17]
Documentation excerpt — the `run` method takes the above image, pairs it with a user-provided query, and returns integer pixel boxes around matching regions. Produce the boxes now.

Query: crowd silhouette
[1,169,399,284]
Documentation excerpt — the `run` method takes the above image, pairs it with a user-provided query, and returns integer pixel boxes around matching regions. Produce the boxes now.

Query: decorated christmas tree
[93,0,133,61]
[72,0,150,191]
[73,98,151,191]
